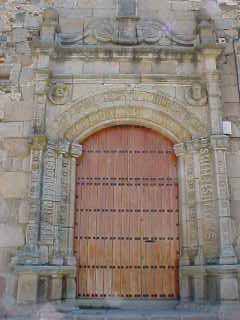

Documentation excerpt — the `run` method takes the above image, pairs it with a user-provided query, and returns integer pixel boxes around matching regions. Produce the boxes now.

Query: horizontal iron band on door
[81,149,174,154]
[76,183,178,187]
[77,177,177,181]
[75,236,179,240]
[77,294,176,298]
[78,265,178,269]
[75,209,179,213]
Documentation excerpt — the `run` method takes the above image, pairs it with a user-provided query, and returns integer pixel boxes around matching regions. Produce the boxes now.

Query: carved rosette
[48,83,72,105]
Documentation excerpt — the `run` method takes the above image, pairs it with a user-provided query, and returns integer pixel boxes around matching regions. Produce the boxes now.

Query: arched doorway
[74,126,180,299]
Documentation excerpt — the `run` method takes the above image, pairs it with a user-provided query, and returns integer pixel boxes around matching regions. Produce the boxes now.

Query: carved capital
[31,136,48,151]
[174,143,186,157]
[70,144,83,158]
[210,135,229,150]
[58,141,71,155]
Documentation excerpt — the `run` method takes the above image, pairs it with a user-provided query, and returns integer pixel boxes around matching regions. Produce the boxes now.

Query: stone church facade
[0,0,240,316]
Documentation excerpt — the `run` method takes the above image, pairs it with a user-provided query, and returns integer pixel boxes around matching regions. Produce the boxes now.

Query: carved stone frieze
[56,17,195,48]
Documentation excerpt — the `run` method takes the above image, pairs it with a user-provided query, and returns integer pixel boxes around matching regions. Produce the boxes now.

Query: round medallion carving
[185,82,208,106]
[48,83,71,105]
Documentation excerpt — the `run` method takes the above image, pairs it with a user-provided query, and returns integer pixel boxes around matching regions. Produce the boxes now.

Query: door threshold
[75,298,179,310]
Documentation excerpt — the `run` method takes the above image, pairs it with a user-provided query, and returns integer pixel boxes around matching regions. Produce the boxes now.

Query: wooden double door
[74,126,179,299]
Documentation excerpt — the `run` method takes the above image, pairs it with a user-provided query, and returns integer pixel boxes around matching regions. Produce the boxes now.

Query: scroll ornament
[56,18,196,47]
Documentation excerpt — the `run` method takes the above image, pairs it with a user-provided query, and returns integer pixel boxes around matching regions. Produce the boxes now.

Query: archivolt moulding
[50,88,207,144]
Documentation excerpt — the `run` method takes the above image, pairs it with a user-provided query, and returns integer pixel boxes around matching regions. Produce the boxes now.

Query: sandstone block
[0,122,32,138]
[0,275,6,299]
[83,61,120,74]
[0,172,29,199]
[0,224,24,248]
[17,273,38,304]
[219,276,239,302]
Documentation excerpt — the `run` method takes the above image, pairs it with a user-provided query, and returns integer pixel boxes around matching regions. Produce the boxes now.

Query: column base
[217,304,240,320]
[49,275,63,301]
[15,265,76,304]
[218,273,239,303]
[17,272,38,304]
[219,252,238,265]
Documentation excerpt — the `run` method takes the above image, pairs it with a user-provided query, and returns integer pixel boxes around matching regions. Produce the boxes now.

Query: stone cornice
[50,73,202,85]
[43,44,197,60]
[60,45,195,57]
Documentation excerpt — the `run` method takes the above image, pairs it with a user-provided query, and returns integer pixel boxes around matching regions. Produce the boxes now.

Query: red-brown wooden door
[74,126,179,299]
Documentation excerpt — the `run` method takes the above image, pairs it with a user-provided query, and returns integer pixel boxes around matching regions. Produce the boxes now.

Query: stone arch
[50,88,207,144]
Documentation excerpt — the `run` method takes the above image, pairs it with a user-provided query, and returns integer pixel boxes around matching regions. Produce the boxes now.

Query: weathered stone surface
[0,172,29,198]
[17,273,38,304]
[0,224,24,248]
[0,276,6,299]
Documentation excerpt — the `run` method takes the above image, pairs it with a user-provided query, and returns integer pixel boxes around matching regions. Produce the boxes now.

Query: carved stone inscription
[185,154,198,258]
[40,145,58,248]
[199,145,219,261]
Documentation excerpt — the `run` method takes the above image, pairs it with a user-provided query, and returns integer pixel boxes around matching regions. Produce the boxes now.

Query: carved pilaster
[198,138,219,264]
[210,135,237,264]
[185,140,204,265]
[46,141,71,265]
[33,8,59,134]
[201,48,224,135]
[16,136,48,265]
[65,144,83,266]
[40,143,59,263]
[33,50,51,134]
[174,143,191,266]
[50,142,82,265]
[41,8,59,46]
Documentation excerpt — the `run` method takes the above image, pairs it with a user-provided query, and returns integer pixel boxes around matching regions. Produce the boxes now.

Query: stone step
[7,303,240,320]
[68,309,218,320]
